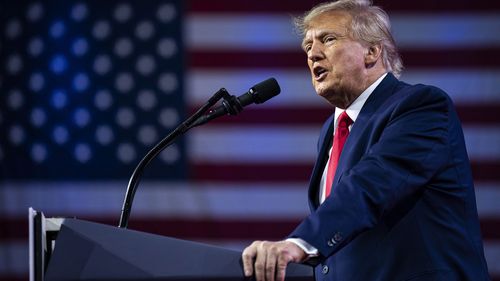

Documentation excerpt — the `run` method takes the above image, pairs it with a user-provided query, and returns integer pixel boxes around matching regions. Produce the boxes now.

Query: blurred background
[0,0,499,280]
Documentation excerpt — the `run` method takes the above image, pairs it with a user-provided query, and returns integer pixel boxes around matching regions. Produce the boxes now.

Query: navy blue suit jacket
[289,73,490,280]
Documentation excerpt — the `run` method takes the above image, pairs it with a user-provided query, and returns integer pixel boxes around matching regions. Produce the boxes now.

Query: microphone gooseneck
[118,78,281,228]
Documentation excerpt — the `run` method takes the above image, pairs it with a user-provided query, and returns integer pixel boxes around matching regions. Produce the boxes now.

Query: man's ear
[365,43,382,66]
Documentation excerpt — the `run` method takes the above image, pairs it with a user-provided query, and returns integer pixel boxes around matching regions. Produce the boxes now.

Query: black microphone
[190,78,281,127]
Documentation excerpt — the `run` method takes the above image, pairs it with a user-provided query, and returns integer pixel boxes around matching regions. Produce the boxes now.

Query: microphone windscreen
[251,78,281,104]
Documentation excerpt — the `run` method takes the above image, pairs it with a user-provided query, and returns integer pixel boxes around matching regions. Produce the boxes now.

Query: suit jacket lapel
[333,73,401,185]
[307,73,402,209]
[308,113,335,209]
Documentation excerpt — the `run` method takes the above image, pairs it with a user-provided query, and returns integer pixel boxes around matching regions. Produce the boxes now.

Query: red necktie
[325,111,353,197]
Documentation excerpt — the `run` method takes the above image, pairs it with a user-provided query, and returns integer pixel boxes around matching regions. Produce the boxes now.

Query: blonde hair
[294,0,403,77]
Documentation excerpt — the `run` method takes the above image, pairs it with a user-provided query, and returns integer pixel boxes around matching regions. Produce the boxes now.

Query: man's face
[302,11,369,108]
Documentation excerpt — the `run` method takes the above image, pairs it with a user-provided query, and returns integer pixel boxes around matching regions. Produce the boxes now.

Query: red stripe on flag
[191,162,500,182]
[129,218,302,240]
[0,276,27,281]
[481,218,500,241]
[192,163,312,182]
[400,48,500,68]
[189,50,305,69]
[2,217,499,241]
[187,0,499,13]
[189,48,500,69]
[472,161,500,182]
[457,104,500,125]
[1,217,302,241]
[189,104,500,126]
[188,106,331,126]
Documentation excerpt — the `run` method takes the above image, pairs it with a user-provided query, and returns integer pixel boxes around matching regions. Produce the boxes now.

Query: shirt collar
[334,73,387,124]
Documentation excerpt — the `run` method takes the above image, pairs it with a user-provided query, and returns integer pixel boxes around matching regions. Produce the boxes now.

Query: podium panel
[45,219,313,281]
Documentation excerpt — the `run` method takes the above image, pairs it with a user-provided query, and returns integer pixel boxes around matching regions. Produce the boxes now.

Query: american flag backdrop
[0,0,499,280]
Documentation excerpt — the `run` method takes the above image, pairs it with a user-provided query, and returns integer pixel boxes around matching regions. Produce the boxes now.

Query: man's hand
[242,240,307,281]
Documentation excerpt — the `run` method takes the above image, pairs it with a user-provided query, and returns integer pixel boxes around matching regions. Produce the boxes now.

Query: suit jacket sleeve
[289,85,454,259]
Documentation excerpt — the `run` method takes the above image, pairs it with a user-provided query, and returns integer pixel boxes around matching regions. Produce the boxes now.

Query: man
[242,0,490,281]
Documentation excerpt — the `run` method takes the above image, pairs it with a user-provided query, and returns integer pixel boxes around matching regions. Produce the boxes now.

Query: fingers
[276,251,292,281]
[242,241,259,277]
[241,240,306,281]
[265,243,277,281]
[254,242,268,281]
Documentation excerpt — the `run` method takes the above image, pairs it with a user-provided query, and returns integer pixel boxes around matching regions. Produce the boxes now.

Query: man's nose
[308,42,324,62]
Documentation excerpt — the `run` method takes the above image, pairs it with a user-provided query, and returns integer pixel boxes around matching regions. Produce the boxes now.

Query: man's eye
[304,45,312,52]
[324,36,336,43]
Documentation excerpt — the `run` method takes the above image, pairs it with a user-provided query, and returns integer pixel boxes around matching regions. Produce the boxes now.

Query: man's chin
[317,91,336,106]
[317,91,348,108]
[315,86,329,98]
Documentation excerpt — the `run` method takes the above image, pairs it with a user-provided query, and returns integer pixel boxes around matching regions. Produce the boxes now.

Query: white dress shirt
[288,73,387,256]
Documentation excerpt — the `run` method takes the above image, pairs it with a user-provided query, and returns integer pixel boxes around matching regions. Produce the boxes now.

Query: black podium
[42,218,313,281]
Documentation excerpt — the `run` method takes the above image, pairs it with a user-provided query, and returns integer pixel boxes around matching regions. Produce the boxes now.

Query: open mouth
[313,66,328,80]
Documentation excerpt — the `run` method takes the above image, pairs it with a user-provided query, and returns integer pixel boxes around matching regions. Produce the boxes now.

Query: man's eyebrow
[301,30,339,50]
